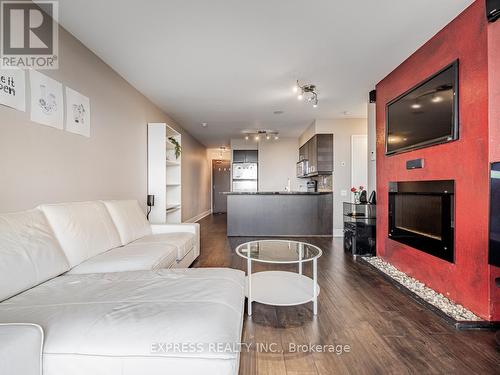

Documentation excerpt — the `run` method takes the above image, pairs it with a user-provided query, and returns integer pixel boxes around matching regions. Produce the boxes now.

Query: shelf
[244,271,319,306]
[166,160,181,166]
[166,203,181,210]
[166,206,181,213]
[166,183,181,187]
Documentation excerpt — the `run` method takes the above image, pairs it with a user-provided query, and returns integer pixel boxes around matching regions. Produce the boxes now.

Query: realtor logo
[1,1,59,69]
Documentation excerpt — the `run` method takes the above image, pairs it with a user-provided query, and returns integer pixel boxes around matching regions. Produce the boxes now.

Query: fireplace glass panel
[389,180,454,262]
[395,195,442,240]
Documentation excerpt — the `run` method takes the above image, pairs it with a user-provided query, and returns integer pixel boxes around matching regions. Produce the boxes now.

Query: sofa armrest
[150,223,200,258]
[0,323,44,375]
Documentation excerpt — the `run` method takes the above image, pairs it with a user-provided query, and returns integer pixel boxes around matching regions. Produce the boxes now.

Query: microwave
[296,159,308,178]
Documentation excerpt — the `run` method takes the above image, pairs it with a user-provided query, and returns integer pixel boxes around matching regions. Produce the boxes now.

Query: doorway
[212,159,231,213]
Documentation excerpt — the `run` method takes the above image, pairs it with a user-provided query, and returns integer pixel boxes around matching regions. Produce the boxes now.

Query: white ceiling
[58,0,473,147]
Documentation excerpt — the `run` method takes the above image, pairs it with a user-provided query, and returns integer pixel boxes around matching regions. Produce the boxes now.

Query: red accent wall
[376,0,499,320]
[488,11,500,321]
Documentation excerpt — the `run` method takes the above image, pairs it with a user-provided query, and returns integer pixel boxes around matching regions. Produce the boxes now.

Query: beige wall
[258,138,302,192]
[0,27,210,220]
[229,138,304,192]
[207,148,231,161]
[300,118,368,234]
[367,103,377,194]
[299,120,316,146]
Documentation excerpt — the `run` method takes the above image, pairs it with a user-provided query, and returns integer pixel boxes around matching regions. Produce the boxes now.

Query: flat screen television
[490,163,500,267]
[386,60,459,155]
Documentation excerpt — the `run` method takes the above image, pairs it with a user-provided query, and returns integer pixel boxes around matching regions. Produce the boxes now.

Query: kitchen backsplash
[313,175,333,191]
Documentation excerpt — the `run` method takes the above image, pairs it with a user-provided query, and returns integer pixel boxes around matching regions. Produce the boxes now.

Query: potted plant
[168,137,182,160]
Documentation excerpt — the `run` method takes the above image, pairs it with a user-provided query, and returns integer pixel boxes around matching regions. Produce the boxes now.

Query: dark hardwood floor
[192,214,500,375]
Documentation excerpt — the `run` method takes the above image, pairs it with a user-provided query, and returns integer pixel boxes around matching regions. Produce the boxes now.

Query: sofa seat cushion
[0,268,245,375]
[67,243,177,274]
[133,232,196,261]
[0,209,69,302]
[102,200,152,246]
[39,201,122,268]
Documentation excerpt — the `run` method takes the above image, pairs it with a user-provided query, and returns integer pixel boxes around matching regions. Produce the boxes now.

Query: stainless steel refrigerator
[232,162,258,192]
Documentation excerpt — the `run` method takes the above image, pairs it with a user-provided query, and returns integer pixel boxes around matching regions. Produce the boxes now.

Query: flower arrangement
[351,186,364,204]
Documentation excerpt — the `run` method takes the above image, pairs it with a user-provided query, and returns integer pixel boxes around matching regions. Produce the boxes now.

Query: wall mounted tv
[386,60,459,155]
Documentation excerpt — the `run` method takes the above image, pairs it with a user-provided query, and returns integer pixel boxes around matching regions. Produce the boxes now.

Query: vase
[353,192,361,204]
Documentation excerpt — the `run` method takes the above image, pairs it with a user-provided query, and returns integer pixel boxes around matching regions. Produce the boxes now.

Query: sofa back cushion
[39,201,121,267]
[0,209,69,301]
[102,200,152,245]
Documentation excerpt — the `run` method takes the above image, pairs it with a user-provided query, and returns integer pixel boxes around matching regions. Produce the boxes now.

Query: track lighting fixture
[294,80,319,108]
[243,130,279,142]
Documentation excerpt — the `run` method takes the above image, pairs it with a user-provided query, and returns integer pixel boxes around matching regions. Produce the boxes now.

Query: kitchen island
[225,192,333,237]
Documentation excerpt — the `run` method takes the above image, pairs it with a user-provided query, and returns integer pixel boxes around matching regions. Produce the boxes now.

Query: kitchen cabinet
[245,150,258,163]
[299,143,308,161]
[233,150,258,163]
[299,134,333,177]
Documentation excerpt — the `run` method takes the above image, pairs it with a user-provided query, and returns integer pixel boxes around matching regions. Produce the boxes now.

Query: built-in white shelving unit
[148,123,182,224]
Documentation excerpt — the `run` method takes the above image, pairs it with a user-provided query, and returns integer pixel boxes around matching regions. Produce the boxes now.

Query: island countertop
[223,191,332,195]
[226,192,333,236]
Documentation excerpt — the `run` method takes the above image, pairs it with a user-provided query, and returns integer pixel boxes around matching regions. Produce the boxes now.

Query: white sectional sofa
[0,201,245,375]
[39,200,200,272]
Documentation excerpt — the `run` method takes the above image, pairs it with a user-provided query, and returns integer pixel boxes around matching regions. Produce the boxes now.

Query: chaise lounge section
[0,201,245,375]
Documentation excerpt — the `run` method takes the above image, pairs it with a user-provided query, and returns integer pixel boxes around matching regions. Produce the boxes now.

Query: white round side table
[235,240,322,316]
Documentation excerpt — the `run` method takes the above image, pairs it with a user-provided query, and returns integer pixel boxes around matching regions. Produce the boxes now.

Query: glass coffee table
[235,240,322,316]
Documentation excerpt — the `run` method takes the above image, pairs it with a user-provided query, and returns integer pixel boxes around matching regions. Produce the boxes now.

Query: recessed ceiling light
[244,135,249,140]
[431,96,443,103]
[201,122,208,128]
[411,103,422,109]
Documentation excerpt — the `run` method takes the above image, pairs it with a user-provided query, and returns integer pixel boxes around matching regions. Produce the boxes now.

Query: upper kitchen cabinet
[245,150,258,163]
[300,134,333,177]
[315,134,333,174]
[299,143,308,161]
[233,150,258,163]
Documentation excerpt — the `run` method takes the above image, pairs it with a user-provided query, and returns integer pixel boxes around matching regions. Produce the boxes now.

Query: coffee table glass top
[235,240,322,264]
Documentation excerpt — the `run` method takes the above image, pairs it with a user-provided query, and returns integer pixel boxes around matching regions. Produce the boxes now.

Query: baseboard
[185,209,212,223]
[333,229,344,237]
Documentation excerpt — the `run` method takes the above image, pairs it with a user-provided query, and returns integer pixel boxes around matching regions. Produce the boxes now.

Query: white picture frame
[29,70,64,129]
[0,68,26,112]
[65,86,90,137]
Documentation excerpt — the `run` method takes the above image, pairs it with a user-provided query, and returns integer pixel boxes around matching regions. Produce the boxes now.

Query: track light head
[294,80,318,107]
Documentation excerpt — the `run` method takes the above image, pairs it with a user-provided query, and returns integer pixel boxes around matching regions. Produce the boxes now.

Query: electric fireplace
[389,180,455,262]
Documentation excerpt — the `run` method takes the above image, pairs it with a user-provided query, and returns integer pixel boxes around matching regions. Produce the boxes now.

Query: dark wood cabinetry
[233,150,258,163]
[299,134,333,177]
[299,144,307,161]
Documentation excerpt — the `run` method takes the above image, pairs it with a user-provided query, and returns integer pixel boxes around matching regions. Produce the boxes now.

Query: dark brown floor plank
[193,214,500,375]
